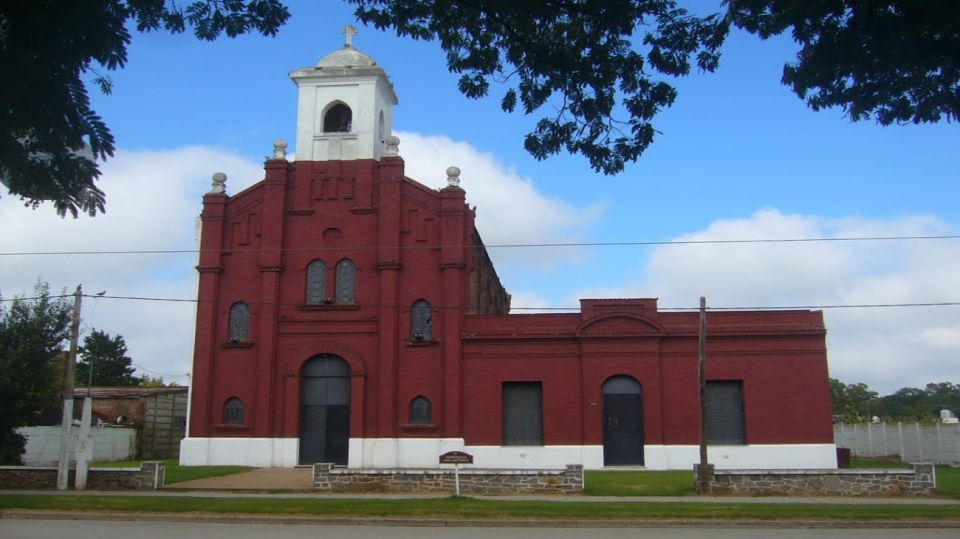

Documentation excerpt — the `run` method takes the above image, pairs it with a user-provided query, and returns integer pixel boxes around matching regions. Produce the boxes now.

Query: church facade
[180,36,837,470]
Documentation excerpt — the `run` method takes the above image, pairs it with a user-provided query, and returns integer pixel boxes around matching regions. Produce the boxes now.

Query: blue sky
[2,1,958,394]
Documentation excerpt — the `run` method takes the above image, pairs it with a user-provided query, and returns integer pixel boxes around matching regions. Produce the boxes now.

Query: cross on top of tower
[342,24,358,47]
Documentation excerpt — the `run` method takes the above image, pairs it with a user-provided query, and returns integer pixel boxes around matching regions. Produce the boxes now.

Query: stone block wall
[313,464,583,494]
[699,463,936,496]
[0,461,165,490]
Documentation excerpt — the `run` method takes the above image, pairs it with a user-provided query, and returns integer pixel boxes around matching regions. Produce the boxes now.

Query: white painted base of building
[180,437,837,470]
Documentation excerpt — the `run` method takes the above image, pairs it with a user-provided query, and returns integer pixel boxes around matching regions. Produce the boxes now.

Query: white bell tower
[289,25,399,161]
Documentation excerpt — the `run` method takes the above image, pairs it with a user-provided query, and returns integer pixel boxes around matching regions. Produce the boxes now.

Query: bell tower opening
[289,25,399,162]
[323,103,352,133]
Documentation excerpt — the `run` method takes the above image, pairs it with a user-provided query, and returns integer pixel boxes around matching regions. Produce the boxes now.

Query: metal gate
[602,376,644,466]
[299,355,350,465]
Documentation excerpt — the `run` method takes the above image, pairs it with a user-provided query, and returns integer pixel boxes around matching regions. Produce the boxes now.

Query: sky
[1,2,957,395]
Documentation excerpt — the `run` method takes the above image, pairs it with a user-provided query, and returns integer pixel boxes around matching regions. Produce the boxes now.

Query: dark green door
[299,355,350,465]
[602,376,643,466]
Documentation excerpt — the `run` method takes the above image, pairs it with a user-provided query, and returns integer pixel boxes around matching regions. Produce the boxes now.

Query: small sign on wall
[439,450,473,496]
[439,450,473,465]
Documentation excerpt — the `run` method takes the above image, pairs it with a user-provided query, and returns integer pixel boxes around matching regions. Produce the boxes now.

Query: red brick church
[181,32,836,470]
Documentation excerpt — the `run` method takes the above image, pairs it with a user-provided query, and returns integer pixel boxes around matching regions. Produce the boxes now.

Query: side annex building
[181,36,837,470]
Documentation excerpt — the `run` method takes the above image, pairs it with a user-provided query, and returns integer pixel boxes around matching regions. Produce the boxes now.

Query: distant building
[181,31,836,470]
[74,387,188,459]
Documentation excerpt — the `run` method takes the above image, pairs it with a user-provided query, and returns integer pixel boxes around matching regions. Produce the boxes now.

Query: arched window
[335,259,356,304]
[228,302,249,342]
[411,299,432,340]
[323,103,352,133]
[223,397,244,425]
[306,259,327,304]
[409,396,432,424]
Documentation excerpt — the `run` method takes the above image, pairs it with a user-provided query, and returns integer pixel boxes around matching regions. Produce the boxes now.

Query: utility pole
[696,296,709,493]
[75,329,98,490]
[56,285,82,490]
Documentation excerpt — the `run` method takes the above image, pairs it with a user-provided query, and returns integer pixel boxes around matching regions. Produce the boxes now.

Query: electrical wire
[1,234,958,257]
[65,293,960,312]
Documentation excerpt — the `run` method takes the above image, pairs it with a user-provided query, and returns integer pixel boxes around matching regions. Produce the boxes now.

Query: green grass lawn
[1,494,959,521]
[92,459,251,484]
[935,465,960,498]
[585,470,694,496]
[849,456,911,469]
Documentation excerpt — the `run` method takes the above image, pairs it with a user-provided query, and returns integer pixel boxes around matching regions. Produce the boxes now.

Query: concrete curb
[2,489,959,504]
[2,510,960,529]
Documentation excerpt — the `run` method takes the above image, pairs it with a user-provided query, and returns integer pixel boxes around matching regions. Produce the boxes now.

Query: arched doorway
[602,376,644,466]
[300,355,350,465]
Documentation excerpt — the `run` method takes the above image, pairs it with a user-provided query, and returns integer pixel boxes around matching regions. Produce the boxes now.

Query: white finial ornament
[210,172,227,194]
[446,166,461,187]
[272,139,288,160]
[386,135,400,156]
[342,24,358,47]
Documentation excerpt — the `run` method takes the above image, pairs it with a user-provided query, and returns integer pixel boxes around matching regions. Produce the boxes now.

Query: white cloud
[567,209,960,394]
[0,146,264,384]
[395,131,604,268]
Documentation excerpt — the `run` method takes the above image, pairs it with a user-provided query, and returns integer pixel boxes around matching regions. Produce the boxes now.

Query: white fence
[834,422,960,465]
[17,426,138,466]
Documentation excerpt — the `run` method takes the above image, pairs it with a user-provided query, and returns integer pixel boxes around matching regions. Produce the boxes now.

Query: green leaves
[0,282,72,464]
[350,0,729,174]
[76,329,139,387]
[0,1,290,217]
[728,0,960,125]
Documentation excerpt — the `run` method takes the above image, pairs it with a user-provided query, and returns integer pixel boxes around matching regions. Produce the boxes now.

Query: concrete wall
[0,461,165,490]
[835,422,960,465]
[313,462,583,494]
[18,426,137,466]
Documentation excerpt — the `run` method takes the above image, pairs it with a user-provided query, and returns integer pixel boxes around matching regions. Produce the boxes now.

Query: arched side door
[300,355,350,465]
[602,375,644,466]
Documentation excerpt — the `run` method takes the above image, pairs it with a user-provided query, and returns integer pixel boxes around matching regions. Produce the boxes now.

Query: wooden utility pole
[696,296,709,493]
[56,285,82,490]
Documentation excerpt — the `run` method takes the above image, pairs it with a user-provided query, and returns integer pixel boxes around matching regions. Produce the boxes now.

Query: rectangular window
[503,382,543,445]
[706,381,746,445]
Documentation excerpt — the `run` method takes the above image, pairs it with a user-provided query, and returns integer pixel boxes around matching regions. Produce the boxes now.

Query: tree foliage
[830,379,960,423]
[728,0,960,125]
[0,0,290,217]
[0,283,72,464]
[76,329,139,387]
[351,0,727,175]
[3,1,956,214]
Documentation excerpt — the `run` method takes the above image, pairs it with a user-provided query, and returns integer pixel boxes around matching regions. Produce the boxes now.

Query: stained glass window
[228,302,249,342]
[223,397,244,425]
[411,300,432,340]
[335,259,356,304]
[409,396,432,424]
[306,260,327,304]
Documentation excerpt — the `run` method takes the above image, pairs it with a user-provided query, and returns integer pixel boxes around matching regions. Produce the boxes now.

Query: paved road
[2,520,959,539]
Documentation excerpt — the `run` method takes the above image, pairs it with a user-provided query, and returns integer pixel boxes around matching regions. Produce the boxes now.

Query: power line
[74,294,960,312]
[131,363,189,378]
[1,234,958,257]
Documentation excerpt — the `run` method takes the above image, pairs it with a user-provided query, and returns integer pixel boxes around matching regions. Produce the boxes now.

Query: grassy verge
[91,459,251,485]
[936,466,960,499]
[849,457,910,469]
[585,470,694,496]
[1,495,958,521]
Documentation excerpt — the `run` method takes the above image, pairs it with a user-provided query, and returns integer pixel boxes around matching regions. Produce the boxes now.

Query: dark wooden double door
[299,355,350,465]
[602,376,644,466]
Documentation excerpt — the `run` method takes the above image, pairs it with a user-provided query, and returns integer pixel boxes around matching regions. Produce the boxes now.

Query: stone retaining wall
[699,463,936,496]
[0,461,165,490]
[313,464,583,494]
